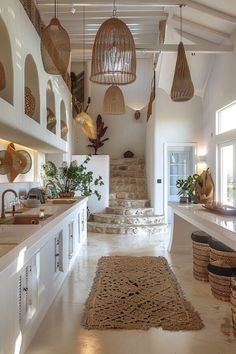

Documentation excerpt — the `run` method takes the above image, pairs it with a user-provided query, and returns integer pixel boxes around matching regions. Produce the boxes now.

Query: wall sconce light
[134,110,141,120]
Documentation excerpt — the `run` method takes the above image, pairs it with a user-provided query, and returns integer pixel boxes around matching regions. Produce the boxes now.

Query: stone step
[87,221,167,235]
[92,213,165,226]
[110,192,148,200]
[109,199,150,208]
[111,170,146,178]
[110,158,145,166]
[110,184,147,193]
[106,206,155,216]
[110,177,146,185]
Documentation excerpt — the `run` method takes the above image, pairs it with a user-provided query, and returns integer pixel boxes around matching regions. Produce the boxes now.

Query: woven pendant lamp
[171,6,194,102]
[90,1,136,85]
[41,0,70,75]
[103,85,125,115]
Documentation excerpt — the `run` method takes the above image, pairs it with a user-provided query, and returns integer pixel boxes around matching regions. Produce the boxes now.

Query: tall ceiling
[36,0,236,61]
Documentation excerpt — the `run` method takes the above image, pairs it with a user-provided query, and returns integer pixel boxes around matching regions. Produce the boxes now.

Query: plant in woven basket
[43,155,104,200]
[88,114,109,155]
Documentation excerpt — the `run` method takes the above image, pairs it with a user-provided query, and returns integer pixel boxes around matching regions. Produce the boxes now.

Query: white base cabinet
[0,199,87,354]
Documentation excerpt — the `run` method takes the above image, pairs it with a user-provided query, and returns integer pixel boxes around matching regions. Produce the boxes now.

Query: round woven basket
[208,260,236,302]
[209,239,236,264]
[25,87,36,118]
[230,277,236,333]
[47,107,57,131]
[191,231,211,282]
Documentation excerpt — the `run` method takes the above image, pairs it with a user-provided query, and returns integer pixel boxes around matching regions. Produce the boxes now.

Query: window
[216,101,236,135]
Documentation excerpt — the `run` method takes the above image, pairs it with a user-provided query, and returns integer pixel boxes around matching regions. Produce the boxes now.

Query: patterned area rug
[82,256,204,331]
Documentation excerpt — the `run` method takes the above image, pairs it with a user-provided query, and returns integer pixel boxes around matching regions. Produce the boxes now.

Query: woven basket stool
[191,230,211,281]
[230,277,236,333]
[208,261,236,302]
[209,239,236,264]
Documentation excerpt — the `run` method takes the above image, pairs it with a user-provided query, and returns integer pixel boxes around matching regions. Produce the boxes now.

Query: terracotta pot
[59,192,75,198]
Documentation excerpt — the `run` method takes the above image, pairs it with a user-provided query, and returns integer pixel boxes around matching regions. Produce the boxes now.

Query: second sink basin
[0,214,52,225]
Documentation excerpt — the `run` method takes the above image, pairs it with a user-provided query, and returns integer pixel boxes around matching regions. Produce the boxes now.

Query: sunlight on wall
[14,332,22,354]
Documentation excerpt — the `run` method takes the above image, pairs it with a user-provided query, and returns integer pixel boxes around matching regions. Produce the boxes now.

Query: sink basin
[0,214,52,225]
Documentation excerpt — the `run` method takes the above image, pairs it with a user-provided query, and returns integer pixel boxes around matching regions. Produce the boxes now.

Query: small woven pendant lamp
[90,0,136,85]
[171,5,194,102]
[103,85,125,115]
[41,0,70,75]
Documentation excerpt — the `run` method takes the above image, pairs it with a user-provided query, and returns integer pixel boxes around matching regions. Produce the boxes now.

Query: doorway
[164,144,196,222]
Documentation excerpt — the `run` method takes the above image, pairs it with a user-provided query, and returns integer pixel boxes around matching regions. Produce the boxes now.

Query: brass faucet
[1,189,17,218]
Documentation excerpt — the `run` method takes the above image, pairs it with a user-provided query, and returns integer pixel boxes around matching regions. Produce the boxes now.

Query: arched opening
[0,16,13,105]
[46,81,56,134]
[24,54,40,123]
[60,100,68,141]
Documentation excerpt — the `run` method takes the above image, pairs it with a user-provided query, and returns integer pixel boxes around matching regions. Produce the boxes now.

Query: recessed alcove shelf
[60,100,68,141]
[0,1,72,154]
[46,80,56,135]
[0,16,13,105]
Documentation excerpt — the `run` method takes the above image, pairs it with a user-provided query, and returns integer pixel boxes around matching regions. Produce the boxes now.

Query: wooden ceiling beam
[140,43,233,53]
[37,0,188,6]
[174,29,220,45]
[188,1,236,24]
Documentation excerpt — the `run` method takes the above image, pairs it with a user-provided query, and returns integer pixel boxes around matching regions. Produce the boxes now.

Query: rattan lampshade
[103,85,125,115]
[41,17,70,75]
[171,42,194,102]
[90,17,136,85]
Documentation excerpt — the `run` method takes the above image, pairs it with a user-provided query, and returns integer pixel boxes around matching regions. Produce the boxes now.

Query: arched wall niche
[46,80,56,134]
[60,100,68,141]
[0,15,14,105]
[24,54,40,123]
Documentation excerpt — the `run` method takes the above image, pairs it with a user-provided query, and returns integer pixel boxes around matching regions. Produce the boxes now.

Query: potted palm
[43,155,104,200]
[176,174,201,203]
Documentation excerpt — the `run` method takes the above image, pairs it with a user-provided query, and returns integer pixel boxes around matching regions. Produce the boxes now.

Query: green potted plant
[42,155,104,200]
[176,174,201,203]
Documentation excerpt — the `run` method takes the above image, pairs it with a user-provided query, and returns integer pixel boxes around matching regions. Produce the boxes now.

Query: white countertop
[169,202,236,249]
[0,197,87,272]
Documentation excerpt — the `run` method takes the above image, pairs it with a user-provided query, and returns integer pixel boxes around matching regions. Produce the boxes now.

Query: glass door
[219,142,236,206]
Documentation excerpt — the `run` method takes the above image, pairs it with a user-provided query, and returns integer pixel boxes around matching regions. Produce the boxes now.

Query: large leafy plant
[176,174,202,199]
[43,155,104,200]
[88,114,109,154]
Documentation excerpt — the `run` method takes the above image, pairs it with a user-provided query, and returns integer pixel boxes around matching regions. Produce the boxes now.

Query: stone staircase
[87,158,167,235]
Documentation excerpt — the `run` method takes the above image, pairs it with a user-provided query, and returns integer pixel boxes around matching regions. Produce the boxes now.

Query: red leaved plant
[88,114,109,155]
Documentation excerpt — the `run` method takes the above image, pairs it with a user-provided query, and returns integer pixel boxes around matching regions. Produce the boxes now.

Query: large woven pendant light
[171,5,194,102]
[41,0,70,75]
[103,85,125,115]
[90,0,136,85]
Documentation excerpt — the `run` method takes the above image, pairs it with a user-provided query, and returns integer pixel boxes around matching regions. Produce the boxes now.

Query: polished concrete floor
[26,229,236,354]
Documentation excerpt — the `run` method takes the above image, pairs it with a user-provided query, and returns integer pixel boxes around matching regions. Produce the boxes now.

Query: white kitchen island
[0,197,87,354]
[168,202,236,252]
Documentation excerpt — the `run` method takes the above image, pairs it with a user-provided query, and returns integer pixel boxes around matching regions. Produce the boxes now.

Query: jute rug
[82,256,204,331]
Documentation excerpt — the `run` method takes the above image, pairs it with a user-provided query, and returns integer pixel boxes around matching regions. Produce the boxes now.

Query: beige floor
[26,229,236,354]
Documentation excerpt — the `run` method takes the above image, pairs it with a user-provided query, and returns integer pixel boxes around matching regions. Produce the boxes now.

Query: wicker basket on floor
[208,261,236,302]
[191,230,211,281]
[230,277,236,333]
[209,239,236,264]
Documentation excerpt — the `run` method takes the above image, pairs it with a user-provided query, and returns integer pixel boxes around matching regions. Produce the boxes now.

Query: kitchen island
[168,202,236,252]
[0,197,87,354]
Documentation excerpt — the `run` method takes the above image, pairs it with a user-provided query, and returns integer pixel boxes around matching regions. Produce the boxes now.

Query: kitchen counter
[0,197,87,272]
[168,202,236,252]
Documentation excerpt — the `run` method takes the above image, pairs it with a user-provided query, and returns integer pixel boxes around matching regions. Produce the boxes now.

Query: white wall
[151,88,204,215]
[203,29,236,184]
[73,59,153,158]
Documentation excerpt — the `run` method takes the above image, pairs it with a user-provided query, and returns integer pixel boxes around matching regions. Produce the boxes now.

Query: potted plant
[176,174,201,203]
[42,155,104,200]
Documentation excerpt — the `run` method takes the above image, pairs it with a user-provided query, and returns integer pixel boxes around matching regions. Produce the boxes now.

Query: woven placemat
[82,256,204,331]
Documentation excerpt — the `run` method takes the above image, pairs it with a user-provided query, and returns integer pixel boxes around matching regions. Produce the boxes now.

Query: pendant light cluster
[171,5,194,102]
[91,0,136,115]
[41,0,70,75]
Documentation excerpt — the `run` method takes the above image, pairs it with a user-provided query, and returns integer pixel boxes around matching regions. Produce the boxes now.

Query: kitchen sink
[0,214,52,225]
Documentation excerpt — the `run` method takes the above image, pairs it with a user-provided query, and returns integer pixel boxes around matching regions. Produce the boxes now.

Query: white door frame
[164,142,197,224]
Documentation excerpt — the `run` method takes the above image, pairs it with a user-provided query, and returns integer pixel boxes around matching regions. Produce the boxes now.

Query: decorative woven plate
[203,204,236,215]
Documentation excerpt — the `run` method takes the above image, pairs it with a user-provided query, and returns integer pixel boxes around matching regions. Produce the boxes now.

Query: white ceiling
[36,0,236,61]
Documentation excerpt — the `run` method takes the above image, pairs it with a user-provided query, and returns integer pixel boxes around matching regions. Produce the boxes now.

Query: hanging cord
[180,4,183,42]
[54,0,58,18]
[112,0,117,17]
